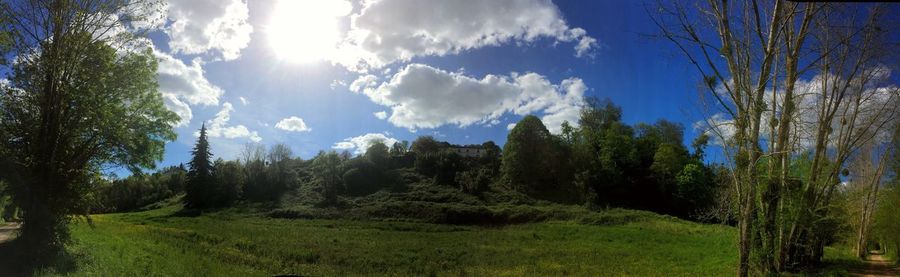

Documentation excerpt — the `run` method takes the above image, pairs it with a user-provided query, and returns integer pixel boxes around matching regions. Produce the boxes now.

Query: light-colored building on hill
[449,147,486,158]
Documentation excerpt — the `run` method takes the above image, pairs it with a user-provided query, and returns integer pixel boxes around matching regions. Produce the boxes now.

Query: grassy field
[33,205,739,276]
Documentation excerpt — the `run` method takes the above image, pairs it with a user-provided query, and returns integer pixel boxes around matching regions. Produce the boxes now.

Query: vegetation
[28,204,737,276]
[0,0,176,260]
[0,0,894,276]
[653,1,898,275]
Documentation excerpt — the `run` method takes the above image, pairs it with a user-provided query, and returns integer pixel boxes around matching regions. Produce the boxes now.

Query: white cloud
[374,111,388,120]
[161,93,193,127]
[155,51,223,127]
[156,52,223,106]
[573,30,598,58]
[507,123,517,130]
[204,102,261,142]
[275,116,312,132]
[333,0,598,70]
[330,79,348,90]
[164,0,253,60]
[697,68,898,149]
[349,74,378,93]
[238,97,248,105]
[332,132,398,154]
[364,64,585,134]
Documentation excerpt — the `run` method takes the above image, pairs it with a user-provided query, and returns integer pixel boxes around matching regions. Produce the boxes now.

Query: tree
[241,143,268,201]
[213,159,244,206]
[390,141,407,156]
[311,151,343,204]
[185,124,215,209]
[650,143,689,204]
[502,115,554,193]
[0,0,175,258]
[412,136,443,175]
[676,163,715,214]
[653,1,898,274]
[365,140,390,166]
[411,136,441,155]
[266,143,297,200]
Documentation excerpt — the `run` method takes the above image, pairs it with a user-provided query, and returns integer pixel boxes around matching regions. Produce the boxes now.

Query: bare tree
[651,1,897,275]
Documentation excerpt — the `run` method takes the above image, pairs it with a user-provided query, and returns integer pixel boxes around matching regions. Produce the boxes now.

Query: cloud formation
[363,64,586,134]
[155,51,224,127]
[205,102,262,142]
[275,116,312,132]
[165,0,253,60]
[332,132,399,154]
[696,69,898,149]
[349,74,378,93]
[334,0,597,70]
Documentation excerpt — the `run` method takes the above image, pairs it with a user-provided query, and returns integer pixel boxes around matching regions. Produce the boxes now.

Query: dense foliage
[95,98,723,223]
[0,0,177,258]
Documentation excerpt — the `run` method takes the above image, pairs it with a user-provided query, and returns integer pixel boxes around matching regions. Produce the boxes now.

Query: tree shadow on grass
[0,238,80,276]
[157,201,282,219]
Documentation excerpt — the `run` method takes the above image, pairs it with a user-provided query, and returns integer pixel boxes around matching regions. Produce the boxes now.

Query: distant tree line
[94,98,726,222]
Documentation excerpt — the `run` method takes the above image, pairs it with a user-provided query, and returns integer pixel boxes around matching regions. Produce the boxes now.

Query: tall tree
[0,0,175,258]
[365,140,390,166]
[185,124,214,209]
[502,115,554,193]
[311,151,343,204]
[653,1,897,274]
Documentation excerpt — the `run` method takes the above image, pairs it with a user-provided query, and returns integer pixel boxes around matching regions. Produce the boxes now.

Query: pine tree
[185,124,215,209]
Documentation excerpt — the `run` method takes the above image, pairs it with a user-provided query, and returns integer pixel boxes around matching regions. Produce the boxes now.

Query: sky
[131,0,723,175]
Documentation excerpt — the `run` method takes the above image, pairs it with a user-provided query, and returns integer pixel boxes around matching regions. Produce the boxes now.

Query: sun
[267,0,351,64]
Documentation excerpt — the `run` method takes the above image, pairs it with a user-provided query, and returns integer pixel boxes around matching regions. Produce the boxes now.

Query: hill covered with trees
[89,98,726,225]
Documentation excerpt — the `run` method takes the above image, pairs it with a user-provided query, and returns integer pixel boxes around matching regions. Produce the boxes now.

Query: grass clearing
[34,205,738,276]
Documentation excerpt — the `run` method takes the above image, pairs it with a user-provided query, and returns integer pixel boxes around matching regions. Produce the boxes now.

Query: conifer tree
[185,124,215,209]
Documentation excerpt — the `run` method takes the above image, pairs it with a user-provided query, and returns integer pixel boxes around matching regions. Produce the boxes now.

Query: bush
[456,168,492,194]
[343,159,392,196]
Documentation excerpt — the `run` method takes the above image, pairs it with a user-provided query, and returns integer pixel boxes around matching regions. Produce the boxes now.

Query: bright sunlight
[267,0,351,63]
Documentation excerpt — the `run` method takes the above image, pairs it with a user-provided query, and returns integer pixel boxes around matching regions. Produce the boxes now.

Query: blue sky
[132,0,722,175]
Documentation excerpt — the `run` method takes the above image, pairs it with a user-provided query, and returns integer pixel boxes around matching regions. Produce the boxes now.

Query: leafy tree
[873,185,899,260]
[412,136,441,175]
[574,99,638,206]
[0,0,175,256]
[502,115,554,192]
[411,136,442,155]
[676,163,715,212]
[311,151,343,204]
[650,143,689,196]
[265,143,297,200]
[389,141,408,156]
[185,124,215,209]
[434,150,462,185]
[342,162,381,196]
[241,143,268,201]
[213,159,244,206]
[479,141,502,176]
[691,133,710,160]
[366,140,390,166]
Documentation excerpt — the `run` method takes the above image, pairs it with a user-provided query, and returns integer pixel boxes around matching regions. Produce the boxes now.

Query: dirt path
[0,223,22,277]
[0,222,19,243]
[848,254,899,277]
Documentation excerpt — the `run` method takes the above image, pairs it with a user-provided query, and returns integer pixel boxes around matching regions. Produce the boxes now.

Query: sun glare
[267,0,351,64]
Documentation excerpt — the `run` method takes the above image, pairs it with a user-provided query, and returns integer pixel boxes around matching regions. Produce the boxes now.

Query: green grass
[35,204,738,276]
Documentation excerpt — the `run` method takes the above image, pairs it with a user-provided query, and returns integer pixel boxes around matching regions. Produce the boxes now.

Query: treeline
[499,99,724,218]
[97,99,725,221]
[92,166,185,213]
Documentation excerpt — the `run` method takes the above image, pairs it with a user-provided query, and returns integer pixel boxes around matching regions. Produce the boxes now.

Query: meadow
[39,205,740,276]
